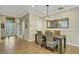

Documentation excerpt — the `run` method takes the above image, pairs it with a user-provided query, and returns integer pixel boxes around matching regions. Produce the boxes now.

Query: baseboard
[67,43,79,47]
[18,36,23,39]
[27,39,35,42]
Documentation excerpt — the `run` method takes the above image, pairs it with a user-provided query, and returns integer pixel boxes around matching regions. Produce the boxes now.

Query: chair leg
[46,46,49,49]
[46,46,54,52]
[41,44,42,47]
[45,46,47,49]
[36,42,38,45]
[51,48,54,52]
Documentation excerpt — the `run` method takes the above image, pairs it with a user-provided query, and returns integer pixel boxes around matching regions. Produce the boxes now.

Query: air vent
[58,7,63,10]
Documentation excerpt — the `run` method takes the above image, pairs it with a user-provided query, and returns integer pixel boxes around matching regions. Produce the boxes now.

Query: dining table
[35,34,66,54]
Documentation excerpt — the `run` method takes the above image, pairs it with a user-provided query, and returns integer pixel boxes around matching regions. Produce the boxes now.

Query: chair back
[37,31,42,40]
[54,30,61,35]
[45,31,54,42]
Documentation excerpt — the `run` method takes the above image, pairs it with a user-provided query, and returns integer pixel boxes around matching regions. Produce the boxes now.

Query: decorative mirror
[47,18,69,28]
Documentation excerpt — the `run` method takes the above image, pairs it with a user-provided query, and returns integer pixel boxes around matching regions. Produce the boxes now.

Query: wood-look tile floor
[0,36,79,54]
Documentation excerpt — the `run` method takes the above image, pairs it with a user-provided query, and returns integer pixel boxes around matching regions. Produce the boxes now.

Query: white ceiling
[0,5,77,18]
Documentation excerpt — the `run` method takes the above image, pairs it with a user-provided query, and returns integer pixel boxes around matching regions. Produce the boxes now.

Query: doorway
[5,18,16,37]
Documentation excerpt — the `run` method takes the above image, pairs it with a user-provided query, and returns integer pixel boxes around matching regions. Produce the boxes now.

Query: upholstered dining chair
[37,31,44,46]
[45,31,58,51]
[54,30,61,36]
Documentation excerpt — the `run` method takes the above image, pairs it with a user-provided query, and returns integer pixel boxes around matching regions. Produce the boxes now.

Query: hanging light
[45,5,51,20]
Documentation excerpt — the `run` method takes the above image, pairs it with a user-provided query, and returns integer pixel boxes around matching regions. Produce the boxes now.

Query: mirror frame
[47,18,69,28]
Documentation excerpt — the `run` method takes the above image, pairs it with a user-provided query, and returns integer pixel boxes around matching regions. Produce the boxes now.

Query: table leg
[35,34,37,44]
[58,38,65,54]
[58,39,62,54]
[64,37,66,48]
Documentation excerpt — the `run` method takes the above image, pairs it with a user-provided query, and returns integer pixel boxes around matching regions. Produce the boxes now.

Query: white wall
[15,18,20,38]
[0,15,6,38]
[0,16,1,42]
[20,13,43,41]
[29,13,43,41]
[43,6,79,47]
[24,14,29,40]
[20,14,30,40]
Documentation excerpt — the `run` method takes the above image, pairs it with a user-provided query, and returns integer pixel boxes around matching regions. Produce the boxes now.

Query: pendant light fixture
[45,5,51,20]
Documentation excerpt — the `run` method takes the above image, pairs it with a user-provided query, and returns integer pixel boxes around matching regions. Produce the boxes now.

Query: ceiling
[0,5,77,18]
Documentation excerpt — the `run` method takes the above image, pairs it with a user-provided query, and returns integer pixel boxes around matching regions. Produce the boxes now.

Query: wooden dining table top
[41,34,66,39]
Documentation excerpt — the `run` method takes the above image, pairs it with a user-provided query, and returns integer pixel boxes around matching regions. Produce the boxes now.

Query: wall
[20,13,43,41]
[20,13,30,40]
[0,15,6,38]
[43,6,79,47]
[15,18,19,37]
[29,13,43,41]
[0,15,1,42]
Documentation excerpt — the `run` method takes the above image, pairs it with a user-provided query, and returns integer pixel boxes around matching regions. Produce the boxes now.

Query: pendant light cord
[46,5,49,17]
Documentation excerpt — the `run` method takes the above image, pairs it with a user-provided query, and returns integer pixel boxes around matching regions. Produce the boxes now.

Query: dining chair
[45,31,58,51]
[37,31,44,46]
[54,30,61,36]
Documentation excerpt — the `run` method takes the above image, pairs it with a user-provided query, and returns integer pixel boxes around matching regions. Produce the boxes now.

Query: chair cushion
[46,41,58,48]
[37,39,43,45]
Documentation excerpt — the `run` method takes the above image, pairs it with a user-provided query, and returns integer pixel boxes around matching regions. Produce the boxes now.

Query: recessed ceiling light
[32,5,35,7]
